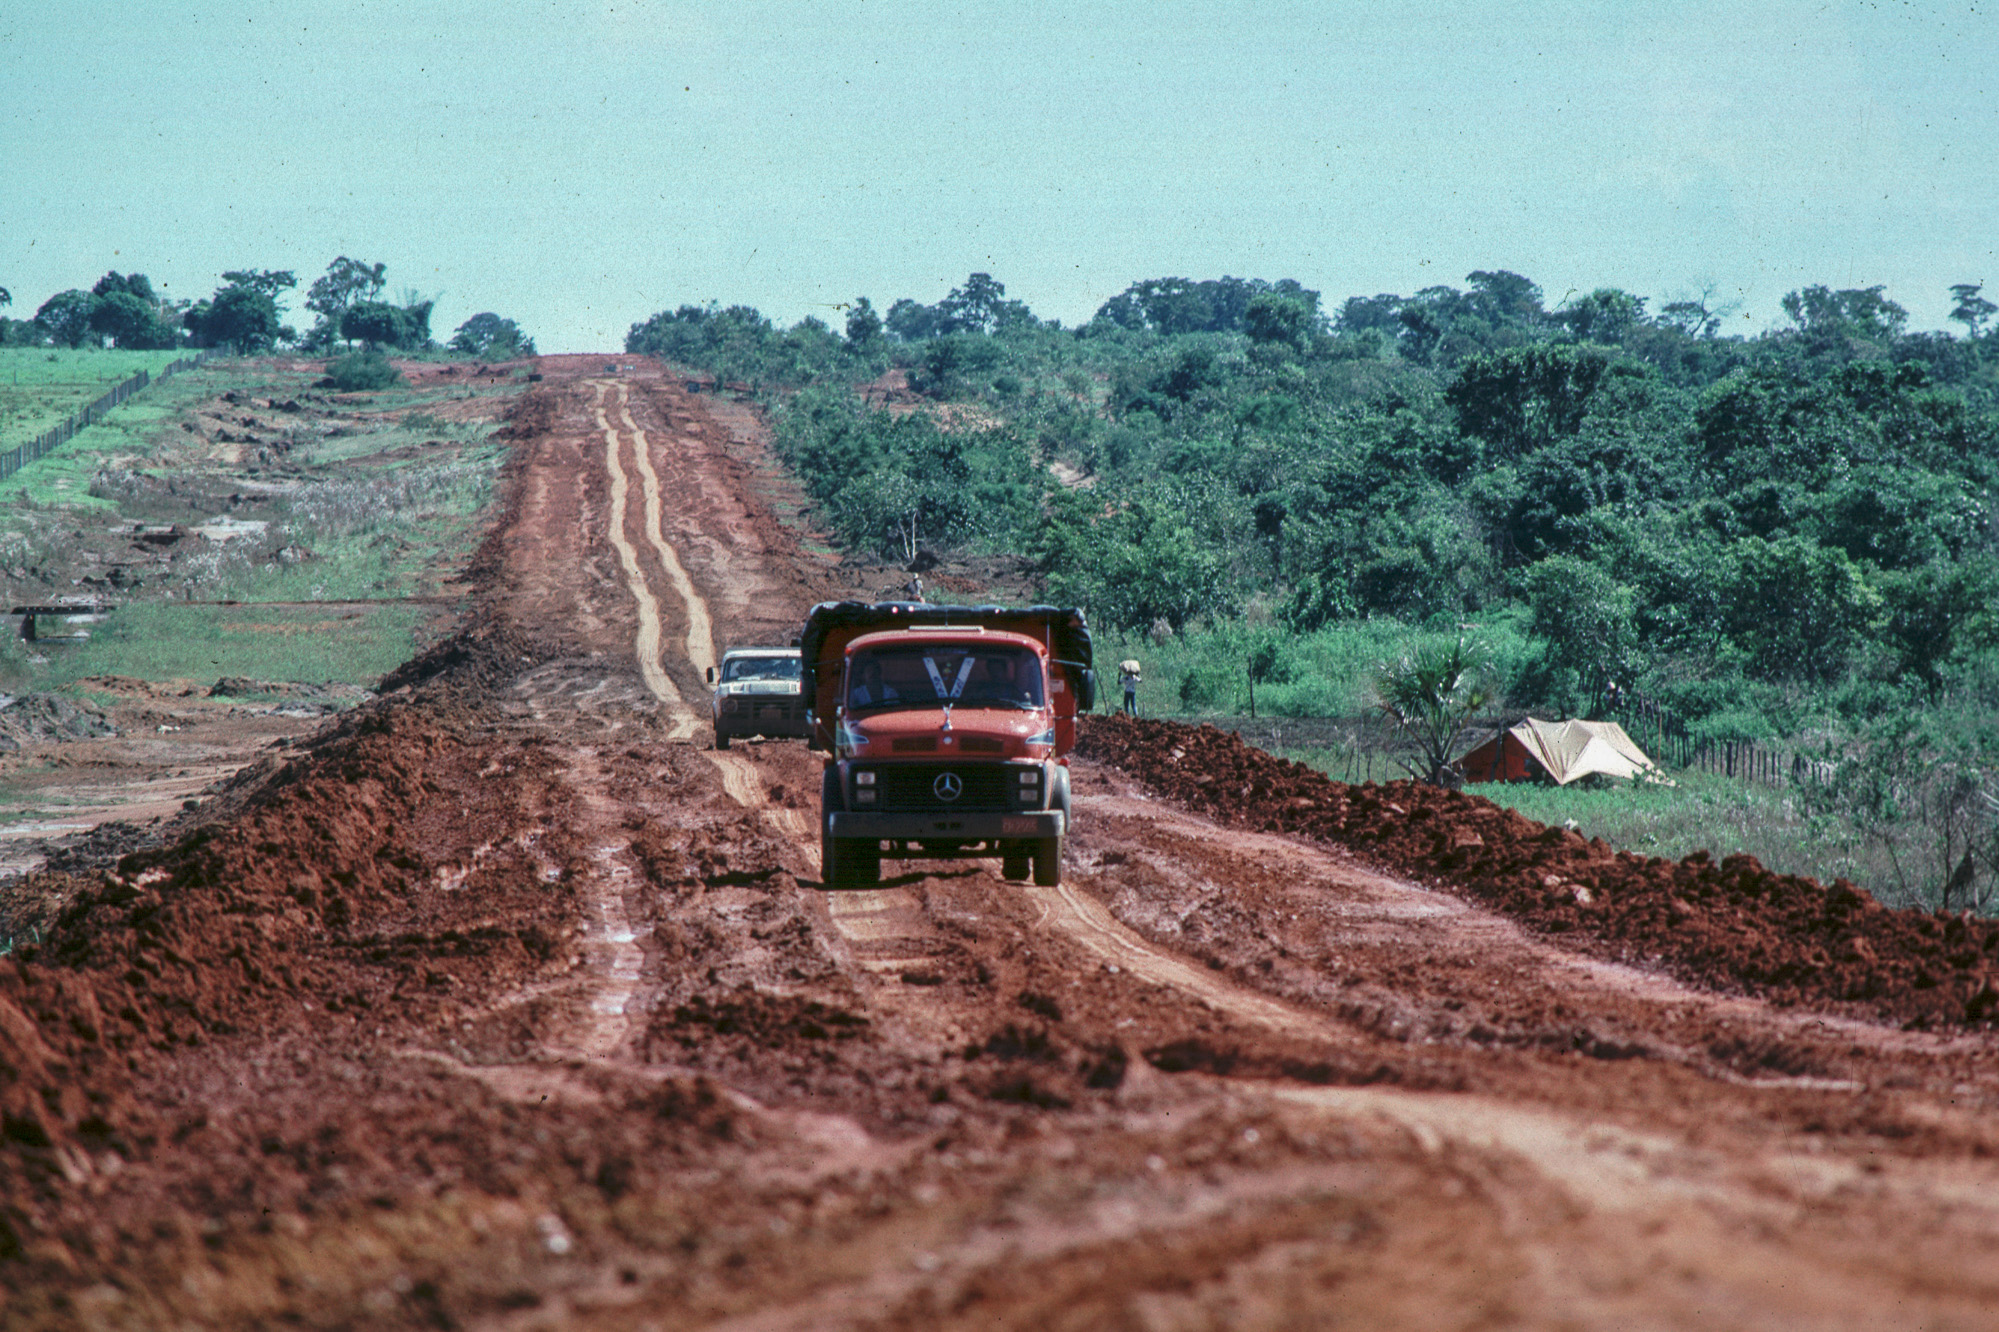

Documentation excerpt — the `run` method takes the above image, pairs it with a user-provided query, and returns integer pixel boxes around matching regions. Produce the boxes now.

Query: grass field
[0,354,513,697]
[1266,739,1940,910]
[8,601,429,689]
[0,349,191,452]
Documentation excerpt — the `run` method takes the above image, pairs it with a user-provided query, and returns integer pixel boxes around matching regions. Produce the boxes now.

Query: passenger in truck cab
[847,658,899,708]
[967,651,1041,707]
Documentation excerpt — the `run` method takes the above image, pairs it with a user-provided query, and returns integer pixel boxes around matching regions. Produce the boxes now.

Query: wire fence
[1210,697,1830,792]
[1611,690,1831,789]
[0,352,211,484]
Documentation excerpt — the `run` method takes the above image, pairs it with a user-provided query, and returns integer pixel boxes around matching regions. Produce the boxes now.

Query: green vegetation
[630,267,1999,909]
[0,353,507,698]
[6,257,533,361]
[0,349,190,449]
[449,313,536,359]
[322,350,404,391]
[6,602,427,690]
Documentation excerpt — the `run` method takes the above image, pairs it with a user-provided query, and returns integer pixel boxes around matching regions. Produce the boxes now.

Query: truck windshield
[846,645,1045,713]
[723,656,801,682]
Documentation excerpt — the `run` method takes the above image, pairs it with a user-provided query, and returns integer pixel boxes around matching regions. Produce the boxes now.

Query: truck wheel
[1032,836,1063,887]
[852,843,881,884]
[820,765,844,884]
[715,729,732,750]
[1001,848,1030,881]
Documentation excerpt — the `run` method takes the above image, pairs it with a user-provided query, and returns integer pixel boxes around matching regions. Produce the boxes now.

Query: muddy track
[5,355,1998,1329]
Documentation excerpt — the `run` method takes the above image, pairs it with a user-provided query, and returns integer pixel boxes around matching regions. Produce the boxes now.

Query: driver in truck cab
[848,658,902,707]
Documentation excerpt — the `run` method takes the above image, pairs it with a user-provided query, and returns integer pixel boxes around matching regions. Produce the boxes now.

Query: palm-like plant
[1374,635,1496,785]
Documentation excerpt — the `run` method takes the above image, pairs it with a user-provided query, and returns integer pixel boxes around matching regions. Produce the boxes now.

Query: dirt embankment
[0,628,574,1246]
[1080,716,1999,1030]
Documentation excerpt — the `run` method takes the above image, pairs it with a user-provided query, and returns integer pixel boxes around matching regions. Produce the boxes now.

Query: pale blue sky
[5,1,1995,352]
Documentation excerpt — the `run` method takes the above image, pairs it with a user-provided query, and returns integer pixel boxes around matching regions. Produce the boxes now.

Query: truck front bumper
[826,809,1066,841]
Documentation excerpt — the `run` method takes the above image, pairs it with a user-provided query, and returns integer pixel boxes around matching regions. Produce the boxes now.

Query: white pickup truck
[706,647,809,749]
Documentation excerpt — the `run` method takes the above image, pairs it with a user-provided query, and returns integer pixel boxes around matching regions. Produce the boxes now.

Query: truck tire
[820,766,843,884]
[1001,848,1030,881]
[715,728,732,750]
[1032,835,1062,887]
[819,766,879,886]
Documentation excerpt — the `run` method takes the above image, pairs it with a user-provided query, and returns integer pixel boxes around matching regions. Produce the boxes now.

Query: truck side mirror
[705,666,715,683]
[1075,668,1097,711]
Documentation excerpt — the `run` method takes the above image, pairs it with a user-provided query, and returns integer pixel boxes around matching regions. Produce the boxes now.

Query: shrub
[321,351,403,392]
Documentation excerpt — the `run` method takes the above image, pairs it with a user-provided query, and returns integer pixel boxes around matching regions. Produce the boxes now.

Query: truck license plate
[1001,816,1039,835]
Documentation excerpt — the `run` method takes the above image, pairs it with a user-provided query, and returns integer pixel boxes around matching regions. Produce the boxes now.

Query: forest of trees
[1,259,532,358]
[630,269,1999,903]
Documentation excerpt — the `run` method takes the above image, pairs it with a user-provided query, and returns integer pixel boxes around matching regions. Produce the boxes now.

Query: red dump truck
[800,601,1096,887]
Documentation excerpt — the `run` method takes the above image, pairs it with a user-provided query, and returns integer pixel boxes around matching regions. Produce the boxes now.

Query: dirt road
[6,356,1999,1329]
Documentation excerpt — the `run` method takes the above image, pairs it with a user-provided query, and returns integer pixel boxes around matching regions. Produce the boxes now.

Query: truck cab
[799,602,1095,886]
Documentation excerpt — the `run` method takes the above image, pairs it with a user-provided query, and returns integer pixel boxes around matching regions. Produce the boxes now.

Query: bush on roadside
[320,350,403,392]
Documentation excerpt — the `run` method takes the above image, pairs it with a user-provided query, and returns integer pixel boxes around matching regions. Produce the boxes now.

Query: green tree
[449,312,535,358]
[1780,285,1908,358]
[1721,535,1883,683]
[186,283,284,351]
[1446,343,1615,461]
[1948,283,1996,337]
[34,289,98,347]
[1522,556,1641,715]
[936,272,1035,335]
[305,257,388,345]
[1243,291,1314,351]
[844,296,882,346]
[220,269,296,302]
[340,300,411,349]
[89,291,178,348]
[1558,288,1647,344]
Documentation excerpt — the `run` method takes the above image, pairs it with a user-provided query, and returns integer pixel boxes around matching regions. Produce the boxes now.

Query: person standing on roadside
[1119,659,1142,716]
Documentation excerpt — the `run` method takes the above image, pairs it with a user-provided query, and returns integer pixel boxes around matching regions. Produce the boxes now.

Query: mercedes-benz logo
[932,771,963,802]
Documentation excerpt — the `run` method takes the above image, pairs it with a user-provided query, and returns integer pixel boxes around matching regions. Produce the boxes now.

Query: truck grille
[876,764,1012,810]
[747,699,804,722]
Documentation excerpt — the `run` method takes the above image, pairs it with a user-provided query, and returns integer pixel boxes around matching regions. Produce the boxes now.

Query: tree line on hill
[627,269,1999,826]
[0,258,535,360]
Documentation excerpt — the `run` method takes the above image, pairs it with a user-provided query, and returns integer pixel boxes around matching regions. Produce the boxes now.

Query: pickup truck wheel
[715,729,732,750]
[1031,836,1062,887]
[1001,849,1030,881]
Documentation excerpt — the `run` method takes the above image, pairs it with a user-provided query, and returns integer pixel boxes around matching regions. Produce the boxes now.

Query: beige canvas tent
[1459,717,1669,786]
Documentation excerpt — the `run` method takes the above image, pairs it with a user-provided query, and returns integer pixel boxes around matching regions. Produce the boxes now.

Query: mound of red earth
[1080,717,1999,1031]
[0,686,573,1240]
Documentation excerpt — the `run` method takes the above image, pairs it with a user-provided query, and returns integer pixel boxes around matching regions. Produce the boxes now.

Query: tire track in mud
[595,379,698,740]
[616,384,717,680]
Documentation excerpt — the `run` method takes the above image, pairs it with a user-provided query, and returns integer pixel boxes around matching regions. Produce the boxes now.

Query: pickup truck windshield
[723,656,801,682]
[846,645,1045,713]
